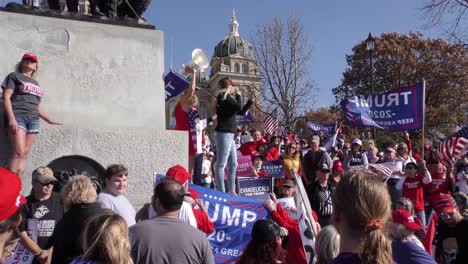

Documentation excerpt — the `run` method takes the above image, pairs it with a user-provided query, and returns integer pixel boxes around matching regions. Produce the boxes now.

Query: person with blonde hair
[283,142,301,179]
[71,213,133,264]
[331,170,393,264]
[2,53,62,177]
[315,225,340,264]
[51,176,110,264]
[174,67,198,169]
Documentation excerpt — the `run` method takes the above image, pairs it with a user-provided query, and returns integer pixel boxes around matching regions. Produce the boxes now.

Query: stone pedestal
[0,10,187,206]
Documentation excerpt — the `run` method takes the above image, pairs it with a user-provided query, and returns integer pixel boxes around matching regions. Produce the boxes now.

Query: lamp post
[366,32,376,142]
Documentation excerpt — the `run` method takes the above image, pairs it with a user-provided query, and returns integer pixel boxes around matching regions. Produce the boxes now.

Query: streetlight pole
[366,33,376,143]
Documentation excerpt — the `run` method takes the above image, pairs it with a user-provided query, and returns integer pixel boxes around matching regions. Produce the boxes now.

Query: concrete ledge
[1,126,188,207]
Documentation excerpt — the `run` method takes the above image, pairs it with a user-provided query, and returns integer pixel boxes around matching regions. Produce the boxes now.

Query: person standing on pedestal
[214,77,253,194]
[1,53,62,177]
[174,67,198,175]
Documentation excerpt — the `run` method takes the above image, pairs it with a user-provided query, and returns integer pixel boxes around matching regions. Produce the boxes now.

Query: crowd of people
[1,53,467,264]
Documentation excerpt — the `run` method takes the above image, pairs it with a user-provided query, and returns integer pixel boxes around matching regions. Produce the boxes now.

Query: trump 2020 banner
[189,185,269,264]
[307,121,336,135]
[341,82,424,131]
[164,70,190,101]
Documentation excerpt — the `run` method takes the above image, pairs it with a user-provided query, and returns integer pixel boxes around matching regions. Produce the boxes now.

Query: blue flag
[189,185,269,264]
[164,70,190,101]
[341,83,424,131]
[307,121,336,135]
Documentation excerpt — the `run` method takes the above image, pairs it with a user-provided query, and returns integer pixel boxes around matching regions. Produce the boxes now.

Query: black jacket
[215,92,252,133]
[50,203,110,264]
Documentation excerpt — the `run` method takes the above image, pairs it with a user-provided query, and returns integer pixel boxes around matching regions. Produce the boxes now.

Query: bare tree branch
[251,16,317,132]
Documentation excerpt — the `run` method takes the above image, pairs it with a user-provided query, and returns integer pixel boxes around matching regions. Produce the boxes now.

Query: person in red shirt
[263,193,307,264]
[263,136,281,161]
[396,161,432,227]
[423,147,456,202]
[173,68,198,173]
[238,130,268,156]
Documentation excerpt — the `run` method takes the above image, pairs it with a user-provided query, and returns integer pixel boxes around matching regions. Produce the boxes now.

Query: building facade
[167,10,262,130]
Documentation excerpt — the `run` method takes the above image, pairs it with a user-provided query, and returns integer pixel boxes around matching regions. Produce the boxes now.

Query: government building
[166,10,262,130]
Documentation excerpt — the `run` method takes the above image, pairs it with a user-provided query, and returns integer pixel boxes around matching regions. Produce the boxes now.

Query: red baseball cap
[166,165,191,184]
[0,167,26,222]
[392,208,422,231]
[22,53,38,63]
[333,160,344,173]
[430,193,455,215]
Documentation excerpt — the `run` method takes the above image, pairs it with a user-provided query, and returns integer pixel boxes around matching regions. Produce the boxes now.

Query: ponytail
[361,228,392,264]
[333,169,393,264]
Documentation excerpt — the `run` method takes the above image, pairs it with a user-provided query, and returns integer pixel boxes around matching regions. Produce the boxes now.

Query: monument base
[0,9,187,207]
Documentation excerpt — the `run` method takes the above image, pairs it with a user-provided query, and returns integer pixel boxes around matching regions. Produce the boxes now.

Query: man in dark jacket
[302,136,332,185]
[214,77,252,194]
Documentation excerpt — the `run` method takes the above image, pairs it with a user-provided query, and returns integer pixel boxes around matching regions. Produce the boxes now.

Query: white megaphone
[182,49,209,73]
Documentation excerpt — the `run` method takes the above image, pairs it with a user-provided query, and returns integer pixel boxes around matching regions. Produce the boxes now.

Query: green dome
[214,35,254,58]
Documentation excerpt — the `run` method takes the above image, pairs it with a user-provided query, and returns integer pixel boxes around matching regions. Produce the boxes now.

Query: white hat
[352,139,362,146]
[208,152,214,156]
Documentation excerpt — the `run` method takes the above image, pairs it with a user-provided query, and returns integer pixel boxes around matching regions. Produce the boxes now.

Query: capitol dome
[213,10,254,59]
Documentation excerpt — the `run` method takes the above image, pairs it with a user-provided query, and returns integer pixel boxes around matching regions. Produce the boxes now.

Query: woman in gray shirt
[1,53,62,177]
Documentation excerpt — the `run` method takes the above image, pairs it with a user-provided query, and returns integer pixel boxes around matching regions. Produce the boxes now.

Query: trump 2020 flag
[164,70,190,101]
[341,83,424,131]
[189,185,269,264]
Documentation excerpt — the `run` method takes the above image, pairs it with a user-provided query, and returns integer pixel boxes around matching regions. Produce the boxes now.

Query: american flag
[368,162,396,179]
[264,109,279,135]
[188,108,200,153]
[437,124,468,167]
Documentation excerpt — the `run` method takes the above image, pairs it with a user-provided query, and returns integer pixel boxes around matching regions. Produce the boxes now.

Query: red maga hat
[22,53,38,63]
[166,165,191,184]
[0,167,26,222]
[333,160,344,173]
[392,208,422,231]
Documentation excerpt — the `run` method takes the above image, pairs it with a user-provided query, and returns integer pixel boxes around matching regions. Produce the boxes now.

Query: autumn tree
[422,0,468,44]
[333,32,468,142]
[252,16,317,132]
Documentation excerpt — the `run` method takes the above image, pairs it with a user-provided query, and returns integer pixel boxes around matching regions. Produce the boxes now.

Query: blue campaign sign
[307,121,336,135]
[341,83,424,131]
[237,177,273,201]
[164,71,190,101]
[262,160,285,179]
[189,185,269,264]
[236,110,254,124]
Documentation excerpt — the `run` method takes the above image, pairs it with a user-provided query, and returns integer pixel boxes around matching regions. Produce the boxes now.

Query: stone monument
[0,8,188,206]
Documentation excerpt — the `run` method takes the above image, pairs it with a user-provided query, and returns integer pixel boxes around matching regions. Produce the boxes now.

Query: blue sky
[144,0,439,109]
[2,0,440,108]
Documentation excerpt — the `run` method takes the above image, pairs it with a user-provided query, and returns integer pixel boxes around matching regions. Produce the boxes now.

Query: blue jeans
[215,132,237,192]
[415,210,426,227]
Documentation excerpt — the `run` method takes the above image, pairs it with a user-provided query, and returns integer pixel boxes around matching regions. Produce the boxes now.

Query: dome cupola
[214,9,254,59]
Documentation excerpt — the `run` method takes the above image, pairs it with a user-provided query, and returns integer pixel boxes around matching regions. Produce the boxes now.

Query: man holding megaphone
[214,77,254,194]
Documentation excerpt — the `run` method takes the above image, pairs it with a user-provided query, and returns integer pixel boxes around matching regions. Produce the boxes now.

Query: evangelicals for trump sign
[341,82,424,131]
[189,185,269,264]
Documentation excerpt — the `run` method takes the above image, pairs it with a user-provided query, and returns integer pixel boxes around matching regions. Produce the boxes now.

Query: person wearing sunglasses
[18,167,64,264]
[396,161,432,227]
[431,193,468,264]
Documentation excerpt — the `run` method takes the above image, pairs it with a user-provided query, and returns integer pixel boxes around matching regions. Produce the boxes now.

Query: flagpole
[421,80,426,161]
